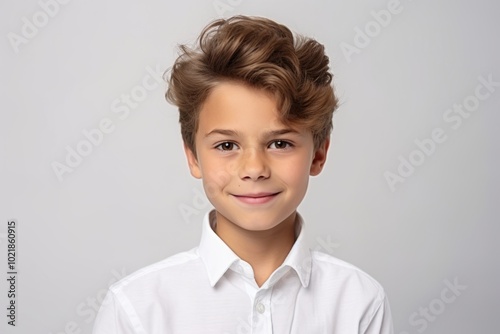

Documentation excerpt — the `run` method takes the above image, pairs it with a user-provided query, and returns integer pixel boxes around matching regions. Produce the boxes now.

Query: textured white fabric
[93,210,394,334]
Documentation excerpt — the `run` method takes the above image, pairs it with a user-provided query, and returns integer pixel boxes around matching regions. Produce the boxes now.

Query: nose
[237,148,270,181]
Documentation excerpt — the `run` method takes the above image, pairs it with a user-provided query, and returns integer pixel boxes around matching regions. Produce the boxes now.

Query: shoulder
[109,247,203,294]
[308,251,394,333]
[310,250,386,300]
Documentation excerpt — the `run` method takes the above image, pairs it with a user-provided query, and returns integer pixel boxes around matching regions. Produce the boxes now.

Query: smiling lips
[232,192,281,204]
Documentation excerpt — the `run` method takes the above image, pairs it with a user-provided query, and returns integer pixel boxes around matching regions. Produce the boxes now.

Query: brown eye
[216,142,237,151]
[270,140,292,150]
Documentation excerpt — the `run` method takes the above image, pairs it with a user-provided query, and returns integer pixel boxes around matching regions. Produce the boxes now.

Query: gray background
[1,0,499,333]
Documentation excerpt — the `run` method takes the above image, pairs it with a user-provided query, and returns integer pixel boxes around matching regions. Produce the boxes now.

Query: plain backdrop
[1,0,499,333]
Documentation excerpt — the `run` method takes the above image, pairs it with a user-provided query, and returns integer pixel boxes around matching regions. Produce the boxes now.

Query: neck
[214,211,297,287]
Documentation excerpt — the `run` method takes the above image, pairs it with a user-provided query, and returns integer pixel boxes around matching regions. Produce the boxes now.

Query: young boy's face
[184,81,329,232]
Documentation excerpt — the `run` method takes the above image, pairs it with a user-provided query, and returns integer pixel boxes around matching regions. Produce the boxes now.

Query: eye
[215,142,238,151]
[269,140,292,150]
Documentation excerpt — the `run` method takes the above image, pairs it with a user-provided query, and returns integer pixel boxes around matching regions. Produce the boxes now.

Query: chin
[224,210,293,231]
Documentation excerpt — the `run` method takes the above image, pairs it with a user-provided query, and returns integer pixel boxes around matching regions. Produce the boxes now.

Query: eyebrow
[204,128,301,138]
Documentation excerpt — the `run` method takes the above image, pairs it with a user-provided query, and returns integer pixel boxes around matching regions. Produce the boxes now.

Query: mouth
[232,192,281,205]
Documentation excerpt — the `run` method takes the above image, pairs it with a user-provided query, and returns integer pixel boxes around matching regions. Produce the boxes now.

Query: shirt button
[255,302,265,314]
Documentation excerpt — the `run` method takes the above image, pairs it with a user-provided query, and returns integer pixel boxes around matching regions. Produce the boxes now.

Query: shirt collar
[198,209,312,288]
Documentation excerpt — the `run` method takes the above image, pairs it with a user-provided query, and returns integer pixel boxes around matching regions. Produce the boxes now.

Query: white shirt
[93,210,394,334]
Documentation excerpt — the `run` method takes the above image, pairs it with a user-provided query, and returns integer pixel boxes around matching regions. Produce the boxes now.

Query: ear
[183,143,202,179]
[309,137,330,176]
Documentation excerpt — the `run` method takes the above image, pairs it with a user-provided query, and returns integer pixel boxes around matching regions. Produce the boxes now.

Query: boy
[93,15,394,333]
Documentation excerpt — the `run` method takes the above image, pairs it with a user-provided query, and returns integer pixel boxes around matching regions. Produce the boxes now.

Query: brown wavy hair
[165,15,338,155]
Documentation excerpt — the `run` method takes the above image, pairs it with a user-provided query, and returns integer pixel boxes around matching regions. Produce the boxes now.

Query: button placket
[254,290,270,316]
[252,292,272,333]
[255,301,266,314]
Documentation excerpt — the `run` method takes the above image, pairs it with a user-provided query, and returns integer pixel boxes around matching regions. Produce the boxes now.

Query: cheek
[201,165,232,200]
[199,153,239,183]
[277,157,311,187]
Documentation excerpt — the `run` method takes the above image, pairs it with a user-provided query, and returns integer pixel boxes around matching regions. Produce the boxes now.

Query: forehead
[197,81,284,129]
